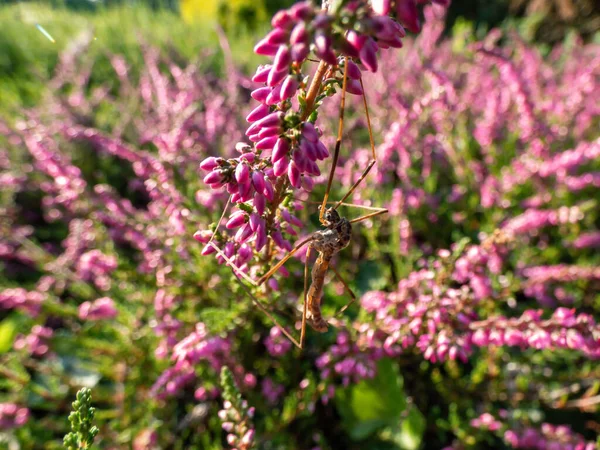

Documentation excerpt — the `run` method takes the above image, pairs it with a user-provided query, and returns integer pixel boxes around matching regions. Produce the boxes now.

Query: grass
[0,2,267,115]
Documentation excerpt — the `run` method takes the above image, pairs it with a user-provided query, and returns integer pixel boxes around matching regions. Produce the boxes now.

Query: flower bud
[254,38,279,56]
[302,176,314,192]
[396,0,420,33]
[256,136,278,150]
[314,31,337,65]
[265,84,282,105]
[226,211,247,229]
[203,170,223,185]
[251,86,271,103]
[300,139,318,161]
[235,163,250,184]
[246,103,270,123]
[273,156,289,177]
[252,65,272,83]
[359,38,379,72]
[346,60,362,80]
[273,45,291,72]
[249,213,262,232]
[347,30,367,52]
[272,137,289,163]
[265,28,289,45]
[315,141,329,159]
[267,67,288,87]
[345,79,364,95]
[289,1,313,20]
[255,226,267,252]
[238,243,253,264]
[235,224,253,243]
[290,22,308,45]
[288,161,301,188]
[201,244,216,256]
[255,111,283,129]
[291,43,310,63]
[280,75,298,101]
[193,229,212,243]
[258,126,281,139]
[263,179,275,200]
[271,9,292,28]
[240,152,255,163]
[254,192,266,215]
[199,156,220,171]
[252,172,266,193]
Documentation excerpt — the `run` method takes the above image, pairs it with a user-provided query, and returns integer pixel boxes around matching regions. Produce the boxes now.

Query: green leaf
[356,260,389,295]
[335,359,407,440]
[197,307,240,334]
[391,406,426,450]
[0,317,17,353]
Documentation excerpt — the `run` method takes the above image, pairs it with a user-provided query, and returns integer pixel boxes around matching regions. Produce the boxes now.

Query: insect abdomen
[306,253,330,332]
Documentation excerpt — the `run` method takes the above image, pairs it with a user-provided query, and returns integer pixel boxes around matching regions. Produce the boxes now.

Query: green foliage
[334,359,426,447]
[0,316,17,353]
[63,388,99,450]
[0,2,262,115]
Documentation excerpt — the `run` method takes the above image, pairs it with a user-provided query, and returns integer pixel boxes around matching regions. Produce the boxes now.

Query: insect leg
[208,241,259,286]
[300,245,312,349]
[204,195,232,253]
[348,208,389,224]
[235,276,303,350]
[329,265,357,317]
[320,56,349,224]
[256,235,315,286]
[333,76,378,210]
[209,241,303,349]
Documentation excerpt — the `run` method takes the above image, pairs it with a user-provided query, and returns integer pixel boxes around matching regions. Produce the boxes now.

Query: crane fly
[206,57,387,349]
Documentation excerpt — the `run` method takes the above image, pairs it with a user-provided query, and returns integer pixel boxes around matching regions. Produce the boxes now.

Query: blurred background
[1,0,599,449]
[1,0,599,115]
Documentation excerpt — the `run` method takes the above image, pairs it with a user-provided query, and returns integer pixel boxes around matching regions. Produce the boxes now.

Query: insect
[207,57,387,349]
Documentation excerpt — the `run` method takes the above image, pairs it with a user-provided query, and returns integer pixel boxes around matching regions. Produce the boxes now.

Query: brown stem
[263,60,330,265]
[303,60,329,120]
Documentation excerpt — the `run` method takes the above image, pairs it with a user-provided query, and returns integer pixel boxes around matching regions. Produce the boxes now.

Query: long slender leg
[333,76,377,210]
[300,245,312,349]
[310,200,389,224]
[235,274,303,349]
[337,202,389,213]
[330,265,357,317]
[205,195,232,252]
[208,241,258,286]
[209,241,303,348]
[320,56,349,223]
[256,236,315,286]
[349,208,389,224]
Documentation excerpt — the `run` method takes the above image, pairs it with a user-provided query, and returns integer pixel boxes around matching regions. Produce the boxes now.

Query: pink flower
[79,297,118,321]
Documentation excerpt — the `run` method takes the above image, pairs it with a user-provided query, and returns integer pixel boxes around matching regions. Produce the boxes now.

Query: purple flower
[79,297,118,321]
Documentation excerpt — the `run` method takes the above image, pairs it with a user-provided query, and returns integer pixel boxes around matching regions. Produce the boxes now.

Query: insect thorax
[311,216,352,256]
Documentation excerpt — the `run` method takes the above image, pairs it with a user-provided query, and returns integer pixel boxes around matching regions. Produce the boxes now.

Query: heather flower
[264,326,292,357]
[0,288,45,317]
[14,325,53,356]
[198,0,441,274]
[133,429,158,450]
[78,297,118,321]
[571,231,600,249]
[0,403,30,430]
[76,250,117,291]
[503,422,596,449]
[261,377,285,405]
[470,413,502,431]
